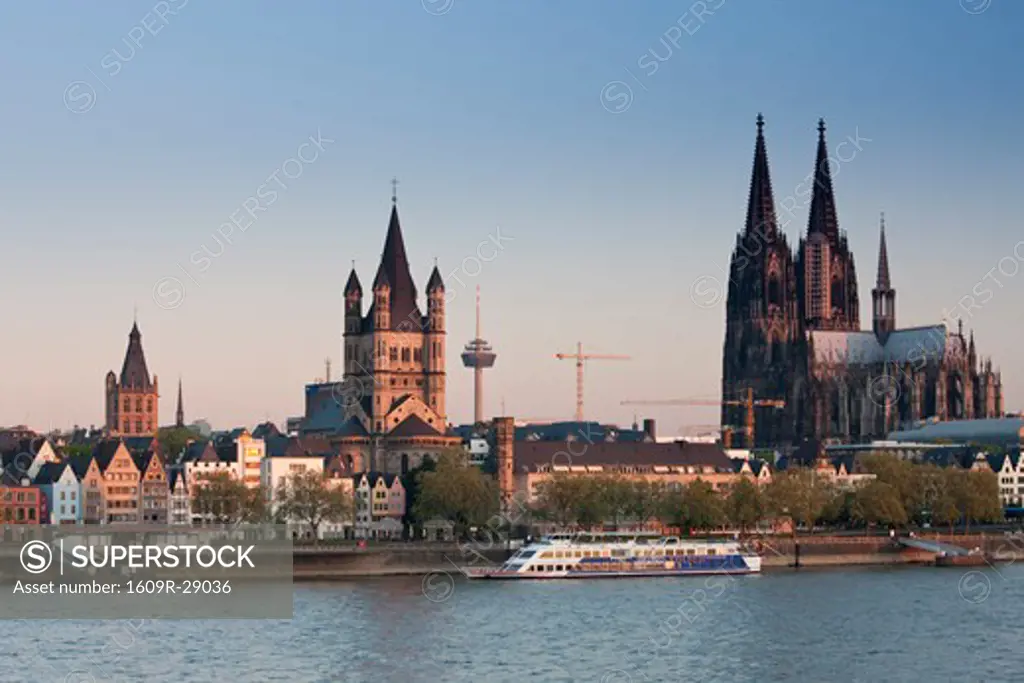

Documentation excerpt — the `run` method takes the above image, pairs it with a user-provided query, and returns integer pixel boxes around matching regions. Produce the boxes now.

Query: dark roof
[512,422,649,444]
[281,435,337,458]
[337,417,369,438]
[33,462,68,485]
[183,441,219,463]
[511,441,734,472]
[791,439,826,467]
[0,437,48,463]
[253,422,282,439]
[365,204,422,331]
[806,119,839,241]
[91,439,124,471]
[119,322,153,390]
[264,433,291,458]
[215,442,238,463]
[344,268,363,296]
[427,265,444,292]
[390,414,441,438]
[131,451,155,474]
[122,436,154,455]
[66,453,94,480]
[168,467,188,493]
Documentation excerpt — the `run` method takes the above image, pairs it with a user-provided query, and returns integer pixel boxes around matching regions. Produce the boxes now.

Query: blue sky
[1,0,1022,436]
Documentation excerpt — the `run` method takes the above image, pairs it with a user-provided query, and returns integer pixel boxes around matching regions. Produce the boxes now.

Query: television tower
[461,286,497,424]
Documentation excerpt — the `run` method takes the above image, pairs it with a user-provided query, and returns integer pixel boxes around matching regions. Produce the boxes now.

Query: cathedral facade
[722,116,1003,447]
[300,194,460,473]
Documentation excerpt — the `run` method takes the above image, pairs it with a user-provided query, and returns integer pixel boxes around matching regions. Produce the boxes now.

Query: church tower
[105,321,159,437]
[721,114,801,446]
[797,119,860,331]
[340,183,448,437]
[871,214,896,344]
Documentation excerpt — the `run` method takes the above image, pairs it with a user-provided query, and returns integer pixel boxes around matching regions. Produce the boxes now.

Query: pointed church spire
[120,320,152,390]
[876,213,890,289]
[372,187,420,327]
[175,377,185,428]
[807,118,839,239]
[344,265,362,296]
[744,113,778,238]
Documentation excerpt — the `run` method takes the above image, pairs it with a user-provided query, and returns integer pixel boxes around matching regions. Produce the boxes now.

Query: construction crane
[554,342,630,423]
[621,388,785,447]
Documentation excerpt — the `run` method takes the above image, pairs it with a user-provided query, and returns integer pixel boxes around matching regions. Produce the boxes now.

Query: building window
[401,348,411,363]
[414,349,422,363]
[124,399,131,412]
[147,398,153,412]
[390,347,398,362]
[135,420,143,433]
[136,398,143,412]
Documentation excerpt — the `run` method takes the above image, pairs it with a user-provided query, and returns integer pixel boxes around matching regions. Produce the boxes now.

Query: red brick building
[0,486,47,524]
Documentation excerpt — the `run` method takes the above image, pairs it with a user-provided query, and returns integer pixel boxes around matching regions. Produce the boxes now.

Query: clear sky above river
[2,0,1022,434]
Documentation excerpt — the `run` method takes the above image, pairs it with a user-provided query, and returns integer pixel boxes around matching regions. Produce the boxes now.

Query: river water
[3,565,1023,682]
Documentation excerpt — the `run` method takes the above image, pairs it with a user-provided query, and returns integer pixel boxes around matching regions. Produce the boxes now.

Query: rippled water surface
[4,565,1024,682]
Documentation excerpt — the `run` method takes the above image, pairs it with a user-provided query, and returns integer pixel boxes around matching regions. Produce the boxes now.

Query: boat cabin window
[708,549,716,556]
[612,549,626,557]
[687,549,696,555]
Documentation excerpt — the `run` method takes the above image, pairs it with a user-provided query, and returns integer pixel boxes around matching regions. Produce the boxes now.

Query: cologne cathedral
[721,115,1003,447]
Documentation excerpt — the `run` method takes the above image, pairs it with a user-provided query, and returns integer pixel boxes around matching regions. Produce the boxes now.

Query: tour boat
[464,532,761,580]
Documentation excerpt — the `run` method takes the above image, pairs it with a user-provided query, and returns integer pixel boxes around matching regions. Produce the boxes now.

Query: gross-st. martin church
[722,115,1003,447]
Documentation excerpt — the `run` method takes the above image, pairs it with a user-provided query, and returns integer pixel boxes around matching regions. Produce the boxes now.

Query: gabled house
[352,472,405,539]
[133,448,168,524]
[167,468,190,525]
[986,452,1023,507]
[92,439,141,524]
[34,462,82,524]
[731,458,773,485]
[67,453,105,523]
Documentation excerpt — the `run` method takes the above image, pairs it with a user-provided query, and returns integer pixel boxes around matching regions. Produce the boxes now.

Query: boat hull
[465,564,760,580]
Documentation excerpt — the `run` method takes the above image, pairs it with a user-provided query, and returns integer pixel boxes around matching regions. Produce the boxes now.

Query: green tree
[192,471,266,525]
[401,455,437,537]
[158,426,203,464]
[275,469,353,541]
[681,480,725,533]
[931,468,962,534]
[657,488,687,534]
[851,480,907,528]
[533,473,579,527]
[726,478,764,535]
[599,476,633,529]
[413,450,499,537]
[766,469,831,534]
[626,480,666,531]
[961,469,1003,531]
[571,477,608,530]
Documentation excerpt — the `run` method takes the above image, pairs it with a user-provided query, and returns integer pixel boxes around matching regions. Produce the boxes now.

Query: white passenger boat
[464,532,761,580]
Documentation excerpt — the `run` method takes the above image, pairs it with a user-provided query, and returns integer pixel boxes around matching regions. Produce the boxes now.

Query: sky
[1,0,1022,438]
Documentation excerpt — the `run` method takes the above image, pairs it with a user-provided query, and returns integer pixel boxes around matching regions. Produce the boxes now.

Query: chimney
[494,417,516,515]
[642,419,656,441]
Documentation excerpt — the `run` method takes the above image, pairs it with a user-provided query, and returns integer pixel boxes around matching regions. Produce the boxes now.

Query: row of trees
[192,470,352,539]
[528,454,1004,535]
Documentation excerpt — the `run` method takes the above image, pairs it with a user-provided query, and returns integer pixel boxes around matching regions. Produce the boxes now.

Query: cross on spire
[391,177,399,205]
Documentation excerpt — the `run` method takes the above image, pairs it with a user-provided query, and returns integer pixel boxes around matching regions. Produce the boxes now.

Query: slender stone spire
[876,212,890,289]
[807,118,839,239]
[744,113,778,238]
[175,378,185,428]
